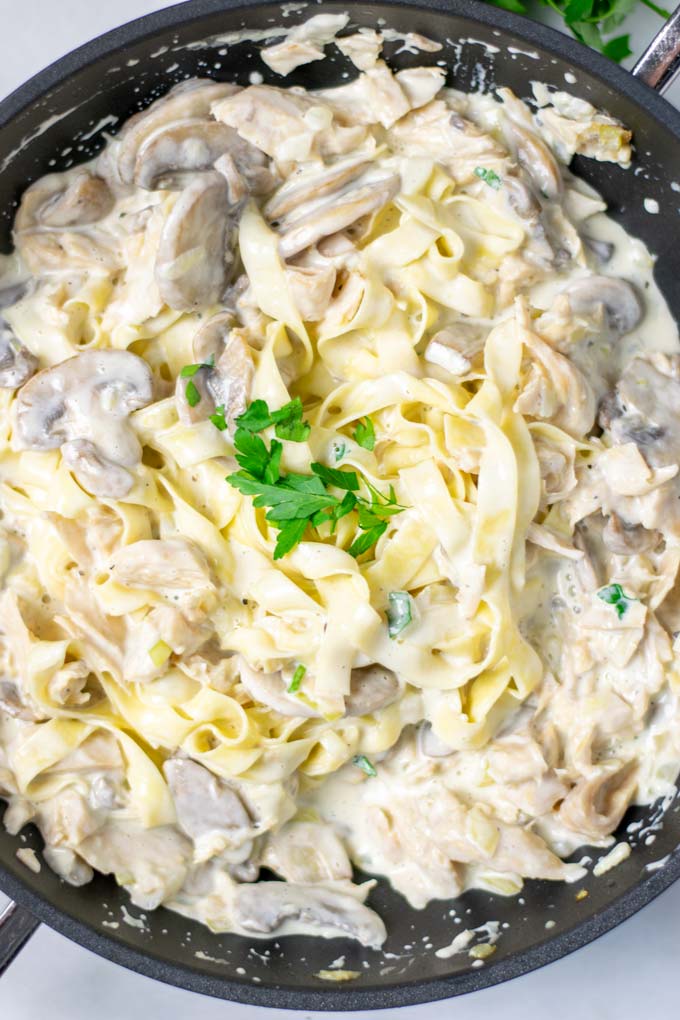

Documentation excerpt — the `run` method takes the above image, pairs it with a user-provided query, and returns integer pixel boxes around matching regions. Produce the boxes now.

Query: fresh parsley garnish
[597,583,638,620]
[185,380,201,407]
[352,754,377,777]
[333,440,347,463]
[226,400,405,560]
[386,591,413,638]
[288,664,306,693]
[236,397,311,443]
[474,166,502,190]
[353,416,376,451]
[484,0,664,61]
[209,405,228,431]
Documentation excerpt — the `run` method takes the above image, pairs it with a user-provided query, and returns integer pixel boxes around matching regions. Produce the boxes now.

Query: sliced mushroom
[133,116,271,193]
[503,119,563,200]
[163,758,252,842]
[424,326,485,377]
[232,882,387,947]
[0,321,37,389]
[602,512,660,555]
[0,680,39,720]
[238,658,319,718]
[265,153,372,222]
[418,722,455,758]
[60,439,134,499]
[155,171,234,311]
[600,356,680,460]
[262,821,352,883]
[502,175,542,219]
[110,538,213,596]
[15,350,153,499]
[15,170,114,231]
[344,665,402,716]
[583,236,614,265]
[176,314,254,430]
[561,275,642,335]
[103,78,240,188]
[277,174,400,259]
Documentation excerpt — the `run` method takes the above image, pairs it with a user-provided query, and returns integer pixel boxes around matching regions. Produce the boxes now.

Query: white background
[1,1,679,1017]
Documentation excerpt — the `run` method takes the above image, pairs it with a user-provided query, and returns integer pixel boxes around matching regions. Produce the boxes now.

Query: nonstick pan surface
[1,0,680,1008]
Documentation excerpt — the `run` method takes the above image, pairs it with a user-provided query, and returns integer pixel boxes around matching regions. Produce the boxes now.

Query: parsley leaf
[352,754,377,777]
[226,401,406,560]
[353,416,376,451]
[597,582,638,619]
[474,166,502,189]
[209,405,228,431]
[387,591,413,638]
[311,463,360,491]
[333,440,347,462]
[185,380,201,407]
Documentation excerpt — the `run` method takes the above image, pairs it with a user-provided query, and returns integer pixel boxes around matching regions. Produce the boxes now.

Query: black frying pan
[1,0,680,1009]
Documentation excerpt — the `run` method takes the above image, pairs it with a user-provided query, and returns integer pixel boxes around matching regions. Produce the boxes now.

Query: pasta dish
[1,16,679,948]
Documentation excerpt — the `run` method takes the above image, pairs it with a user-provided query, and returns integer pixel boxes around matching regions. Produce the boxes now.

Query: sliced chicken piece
[394,67,445,109]
[262,821,352,882]
[260,13,349,75]
[238,657,320,718]
[558,762,638,841]
[336,30,383,70]
[265,152,373,222]
[155,171,235,311]
[233,882,387,947]
[110,538,214,597]
[15,170,113,231]
[285,253,336,322]
[319,62,411,129]
[78,821,192,910]
[424,325,485,377]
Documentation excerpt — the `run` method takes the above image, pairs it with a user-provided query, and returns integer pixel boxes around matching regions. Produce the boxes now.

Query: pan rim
[1,0,680,1008]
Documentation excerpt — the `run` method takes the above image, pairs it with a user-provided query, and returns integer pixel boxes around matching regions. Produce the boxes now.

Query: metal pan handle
[0,900,39,977]
[633,5,680,93]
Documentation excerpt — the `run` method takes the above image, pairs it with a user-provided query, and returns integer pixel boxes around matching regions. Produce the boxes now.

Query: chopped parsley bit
[333,440,347,463]
[185,380,201,407]
[180,354,214,378]
[597,582,638,620]
[226,400,406,560]
[288,664,306,693]
[353,416,376,451]
[474,166,502,190]
[386,591,413,638]
[352,754,377,777]
[209,404,228,431]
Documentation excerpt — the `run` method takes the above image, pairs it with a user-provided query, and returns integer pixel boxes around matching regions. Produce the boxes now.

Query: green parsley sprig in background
[485,0,669,62]
[225,399,404,560]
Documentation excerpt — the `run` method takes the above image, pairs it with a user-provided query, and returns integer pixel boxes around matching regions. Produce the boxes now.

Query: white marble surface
[1,1,679,1016]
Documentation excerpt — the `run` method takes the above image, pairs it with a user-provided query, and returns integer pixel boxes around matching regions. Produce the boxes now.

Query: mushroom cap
[562,275,642,335]
[15,349,153,467]
[133,118,261,190]
[344,664,401,716]
[109,78,241,187]
[155,171,234,311]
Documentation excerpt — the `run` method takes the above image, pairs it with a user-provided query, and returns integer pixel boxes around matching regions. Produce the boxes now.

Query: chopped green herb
[226,400,406,560]
[288,664,306,693]
[352,754,377,777]
[353,416,376,451]
[333,440,347,462]
[386,591,413,638]
[597,582,638,620]
[474,166,502,190]
[185,380,201,407]
[209,405,228,431]
[180,355,214,378]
